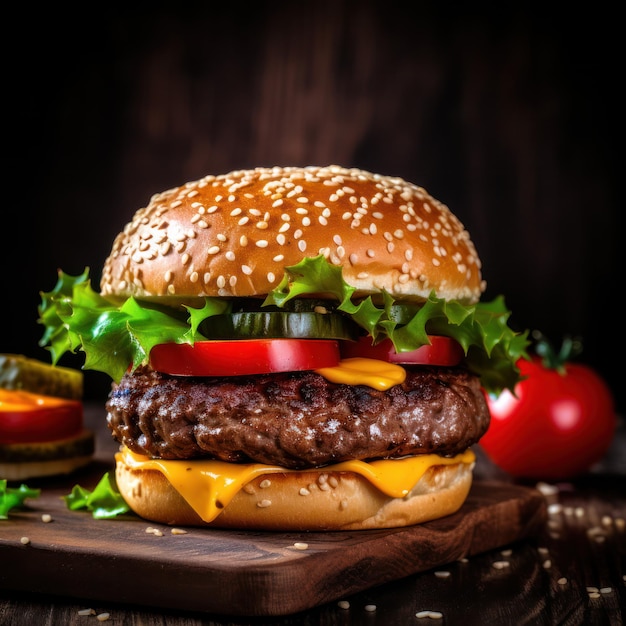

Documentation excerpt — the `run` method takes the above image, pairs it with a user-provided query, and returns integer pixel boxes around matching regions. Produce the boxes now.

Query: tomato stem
[531,330,583,372]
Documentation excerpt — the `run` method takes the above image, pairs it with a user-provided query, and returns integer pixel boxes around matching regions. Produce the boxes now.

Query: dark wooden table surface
[1,404,624,626]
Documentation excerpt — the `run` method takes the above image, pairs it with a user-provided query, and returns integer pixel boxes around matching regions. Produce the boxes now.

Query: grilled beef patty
[106,365,490,469]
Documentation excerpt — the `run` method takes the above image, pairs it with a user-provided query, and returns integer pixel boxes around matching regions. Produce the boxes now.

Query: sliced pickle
[0,429,94,462]
[201,311,359,340]
[0,354,83,400]
[232,297,339,314]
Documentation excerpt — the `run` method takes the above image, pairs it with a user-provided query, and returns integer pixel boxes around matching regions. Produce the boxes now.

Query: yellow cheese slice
[315,357,406,390]
[118,447,475,524]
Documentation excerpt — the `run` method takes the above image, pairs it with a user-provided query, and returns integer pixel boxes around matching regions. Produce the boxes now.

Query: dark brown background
[4,3,622,412]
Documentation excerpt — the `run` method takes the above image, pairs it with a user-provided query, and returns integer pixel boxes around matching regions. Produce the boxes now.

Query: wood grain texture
[0,471,545,617]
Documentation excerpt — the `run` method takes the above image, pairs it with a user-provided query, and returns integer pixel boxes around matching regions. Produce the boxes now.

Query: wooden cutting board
[0,463,546,617]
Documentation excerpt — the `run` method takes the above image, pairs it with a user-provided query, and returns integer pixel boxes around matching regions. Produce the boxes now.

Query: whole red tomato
[480,338,616,480]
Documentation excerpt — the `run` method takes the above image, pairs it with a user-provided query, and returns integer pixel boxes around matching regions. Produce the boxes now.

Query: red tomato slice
[149,339,341,376]
[340,335,463,366]
[0,389,84,444]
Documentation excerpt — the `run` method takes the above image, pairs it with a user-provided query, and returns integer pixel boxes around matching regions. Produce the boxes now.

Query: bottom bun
[115,454,475,531]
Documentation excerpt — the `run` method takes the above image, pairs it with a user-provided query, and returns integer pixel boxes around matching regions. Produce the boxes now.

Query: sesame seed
[416,611,443,620]
[242,265,253,275]
[41,513,52,523]
[337,600,350,610]
[257,499,272,508]
[20,536,30,545]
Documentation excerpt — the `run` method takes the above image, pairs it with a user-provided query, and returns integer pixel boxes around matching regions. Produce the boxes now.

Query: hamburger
[38,165,528,530]
[0,354,93,481]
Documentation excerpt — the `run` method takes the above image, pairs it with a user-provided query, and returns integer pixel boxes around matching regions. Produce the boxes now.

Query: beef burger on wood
[39,165,528,530]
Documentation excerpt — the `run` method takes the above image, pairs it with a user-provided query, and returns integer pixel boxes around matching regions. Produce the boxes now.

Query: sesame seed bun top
[100,165,485,303]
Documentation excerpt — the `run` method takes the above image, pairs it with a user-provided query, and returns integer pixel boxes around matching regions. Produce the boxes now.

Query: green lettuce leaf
[38,256,528,393]
[0,480,41,519]
[63,472,130,519]
[38,269,229,383]
[265,256,529,393]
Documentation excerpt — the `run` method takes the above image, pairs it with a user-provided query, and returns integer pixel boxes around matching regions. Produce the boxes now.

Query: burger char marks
[105,366,490,469]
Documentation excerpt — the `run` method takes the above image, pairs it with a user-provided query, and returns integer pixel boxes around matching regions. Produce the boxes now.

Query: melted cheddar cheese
[315,357,406,390]
[118,447,476,524]
[0,388,76,411]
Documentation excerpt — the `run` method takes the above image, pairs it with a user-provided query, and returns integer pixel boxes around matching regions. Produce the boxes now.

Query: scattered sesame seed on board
[416,610,443,619]
[77,608,96,616]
